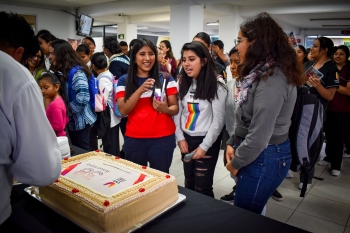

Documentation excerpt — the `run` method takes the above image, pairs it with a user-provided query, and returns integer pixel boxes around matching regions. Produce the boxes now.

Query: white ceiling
[3,0,350,36]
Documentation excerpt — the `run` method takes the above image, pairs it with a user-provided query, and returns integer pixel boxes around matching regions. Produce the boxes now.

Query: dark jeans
[68,124,91,151]
[234,139,291,214]
[119,117,128,159]
[104,125,120,156]
[181,133,221,198]
[123,134,175,173]
[324,111,350,171]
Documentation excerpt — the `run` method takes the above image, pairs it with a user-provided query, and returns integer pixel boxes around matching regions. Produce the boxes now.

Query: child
[76,44,92,68]
[38,72,69,137]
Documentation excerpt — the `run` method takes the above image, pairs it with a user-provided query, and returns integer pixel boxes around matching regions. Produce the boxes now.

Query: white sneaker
[286,170,293,178]
[331,170,340,176]
[343,153,350,158]
[298,183,311,190]
[317,160,329,166]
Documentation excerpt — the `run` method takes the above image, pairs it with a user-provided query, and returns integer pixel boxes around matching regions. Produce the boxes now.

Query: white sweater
[174,79,227,151]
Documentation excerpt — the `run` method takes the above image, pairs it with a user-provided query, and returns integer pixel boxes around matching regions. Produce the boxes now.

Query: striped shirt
[67,69,97,131]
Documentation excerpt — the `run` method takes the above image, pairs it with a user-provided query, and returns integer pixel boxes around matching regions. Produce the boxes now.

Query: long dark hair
[50,39,91,80]
[124,38,160,101]
[315,37,334,58]
[25,47,45,70]
[297,45,308,64]
[160,40,175,59]
[237,12,303,86]
[37,72,66,101]
[38,33,57,43]
[193,32,211,48]
[179,41,225,101]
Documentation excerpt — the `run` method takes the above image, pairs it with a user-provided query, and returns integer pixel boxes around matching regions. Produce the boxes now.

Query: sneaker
[343,152,350,158]
[317,160,329,166]
[298,183,311,190]
[220,186,236,204]
[286,170,293,178]
[271,190,283,201]
[331,170,340,176]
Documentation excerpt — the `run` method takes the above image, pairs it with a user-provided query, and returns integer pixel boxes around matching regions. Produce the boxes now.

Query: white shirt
[0,51,61,224]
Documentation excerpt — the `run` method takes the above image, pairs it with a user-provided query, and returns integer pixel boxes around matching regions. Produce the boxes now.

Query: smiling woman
[115,38,179,174]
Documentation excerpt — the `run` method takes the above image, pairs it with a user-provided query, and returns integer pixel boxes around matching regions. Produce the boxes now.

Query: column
[117,16,137,45]
[170,3,204,59]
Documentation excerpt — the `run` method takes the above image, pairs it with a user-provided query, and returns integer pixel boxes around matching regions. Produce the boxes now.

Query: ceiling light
[310,18,350,21]
[137,27,148,30]
[207,22,219,26]
[322,25,350,27]
[111,25,118,28]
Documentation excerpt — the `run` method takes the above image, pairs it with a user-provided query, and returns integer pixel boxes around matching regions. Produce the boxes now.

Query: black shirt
[304,60,339,108]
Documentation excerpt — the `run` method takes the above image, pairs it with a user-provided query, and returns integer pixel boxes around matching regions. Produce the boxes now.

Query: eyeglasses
[31,55,42,60]
[234,38,248,46]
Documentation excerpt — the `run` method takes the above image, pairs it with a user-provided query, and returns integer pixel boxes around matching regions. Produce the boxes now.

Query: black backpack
[289,86,324,197]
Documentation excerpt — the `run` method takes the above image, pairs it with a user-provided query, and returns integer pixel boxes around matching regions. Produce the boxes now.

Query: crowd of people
[1,10,350,226]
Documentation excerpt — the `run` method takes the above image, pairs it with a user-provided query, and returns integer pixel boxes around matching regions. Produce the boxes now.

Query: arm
[117,78,155,116]
[11,83,61,186]
[69,71,90,113]
[152,94,179,116]
[217,51,229,65]
[336,82,350,96]
[173,96,188,153]
[310,77,336,101]
[47,104,66,135]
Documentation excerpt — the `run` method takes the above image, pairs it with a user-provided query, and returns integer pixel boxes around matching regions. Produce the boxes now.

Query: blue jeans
[234,139,291,214]
[123,134,176,173]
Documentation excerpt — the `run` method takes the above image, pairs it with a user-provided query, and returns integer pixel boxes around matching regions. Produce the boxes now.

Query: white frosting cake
[39,151,178,233]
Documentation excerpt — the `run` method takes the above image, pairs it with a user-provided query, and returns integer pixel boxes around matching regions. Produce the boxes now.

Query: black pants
[68,124,91,151]
[104,125,120,156]
[119,117,128,159]
[324,111,350,171]
[181,133,221,198]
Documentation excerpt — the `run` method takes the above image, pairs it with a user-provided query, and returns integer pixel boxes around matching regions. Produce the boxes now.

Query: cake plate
[24,186,186,233]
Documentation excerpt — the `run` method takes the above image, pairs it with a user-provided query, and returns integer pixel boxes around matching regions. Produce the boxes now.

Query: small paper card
[304,66,323,87]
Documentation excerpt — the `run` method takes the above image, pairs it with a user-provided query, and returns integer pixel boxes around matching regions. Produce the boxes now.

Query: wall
[1,3,77,39]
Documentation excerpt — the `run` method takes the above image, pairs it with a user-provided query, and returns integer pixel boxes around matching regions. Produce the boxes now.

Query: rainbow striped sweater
[174,80,227,152]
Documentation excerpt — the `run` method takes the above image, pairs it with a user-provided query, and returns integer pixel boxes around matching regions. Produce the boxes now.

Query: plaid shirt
[67,70,96,131]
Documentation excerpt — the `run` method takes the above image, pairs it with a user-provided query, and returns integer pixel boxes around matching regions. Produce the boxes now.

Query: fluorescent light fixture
[310,18,350,21]
[137,26,148,30]
[207,22,219,26]
[111,25,118,28]
[322,25,350,27]
[307,36,350,38]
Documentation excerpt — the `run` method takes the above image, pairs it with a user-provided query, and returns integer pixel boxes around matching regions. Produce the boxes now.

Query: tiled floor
[169,143,350,233]
[114,136,350,233]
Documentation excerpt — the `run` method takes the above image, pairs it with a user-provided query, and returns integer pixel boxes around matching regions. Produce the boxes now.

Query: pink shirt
[46,96,69,136]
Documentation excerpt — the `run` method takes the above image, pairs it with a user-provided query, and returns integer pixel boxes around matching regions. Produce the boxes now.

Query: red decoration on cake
[115,156,120,159]
[139,188,145,193]
[55,179,59,183]
[95,150,100,152]
[133,174,146,185]
[104,200,110,206]
[142,166,147,169]
[166,175,171,179]
[64,157,68,160]
[72,188,79,193]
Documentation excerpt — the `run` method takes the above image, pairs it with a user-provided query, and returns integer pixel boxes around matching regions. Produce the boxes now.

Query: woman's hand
[137,78,155,94]
[192,147,207,160]
[178,140,189,154]
[225,145,235,163]
[226,162,239,176]
[309,76,321,88]
[153,96,169,113]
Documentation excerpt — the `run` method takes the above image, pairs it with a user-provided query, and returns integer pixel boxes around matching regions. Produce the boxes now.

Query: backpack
[67,66,98,110]
[99,73,123,117]
[289,86,324,197]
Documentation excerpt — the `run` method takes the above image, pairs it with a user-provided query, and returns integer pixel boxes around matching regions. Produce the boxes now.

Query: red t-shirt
[116,74,178,138]
[327,63,350,112]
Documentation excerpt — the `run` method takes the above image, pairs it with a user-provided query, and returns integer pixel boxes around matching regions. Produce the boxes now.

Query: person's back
[0,11,61,225]
[0,51,62,224]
